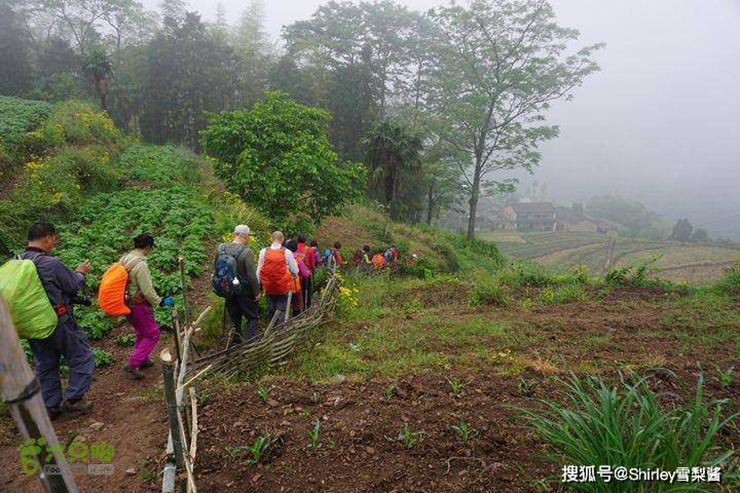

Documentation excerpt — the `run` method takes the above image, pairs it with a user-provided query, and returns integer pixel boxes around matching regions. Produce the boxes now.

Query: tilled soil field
[194,369,740,492]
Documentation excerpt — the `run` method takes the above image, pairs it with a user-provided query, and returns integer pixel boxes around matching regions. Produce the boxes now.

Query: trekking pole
[0,296,78,493]
[285,291,293,323]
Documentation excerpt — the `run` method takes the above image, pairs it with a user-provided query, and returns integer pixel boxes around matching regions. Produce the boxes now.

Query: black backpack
[212,245,245,297]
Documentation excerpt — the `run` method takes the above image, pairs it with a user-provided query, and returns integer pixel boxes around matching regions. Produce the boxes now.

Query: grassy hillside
[483,230,740,284]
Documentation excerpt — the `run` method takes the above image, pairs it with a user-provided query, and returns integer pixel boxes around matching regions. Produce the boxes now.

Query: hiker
[213,225,261,345]
[121,233,173,380]
[309,240,322,267]
[372,250,387,269]
[296,234,314,307]
[286,239,311,315]
[19,221,95,417]
[324,241,345,267]
[359,245,372,272]
[387,245,399,264]
[257,231,299,325]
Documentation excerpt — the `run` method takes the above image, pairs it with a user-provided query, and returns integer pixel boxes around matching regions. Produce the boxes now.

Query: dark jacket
[215,243,260,298]
[20,247,86,321]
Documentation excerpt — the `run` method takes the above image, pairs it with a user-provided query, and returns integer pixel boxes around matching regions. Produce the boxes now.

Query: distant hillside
[483,230,740,284]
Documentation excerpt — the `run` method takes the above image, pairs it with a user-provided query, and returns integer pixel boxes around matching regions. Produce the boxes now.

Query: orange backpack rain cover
[98,262,134,316]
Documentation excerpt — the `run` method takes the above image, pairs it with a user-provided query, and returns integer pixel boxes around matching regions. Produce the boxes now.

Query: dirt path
[0,322,170,492]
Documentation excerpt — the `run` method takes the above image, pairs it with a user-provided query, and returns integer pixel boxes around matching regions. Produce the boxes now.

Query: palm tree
[364,120,423,219]
[81,49,114,113]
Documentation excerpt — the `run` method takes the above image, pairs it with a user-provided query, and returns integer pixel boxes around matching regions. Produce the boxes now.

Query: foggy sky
[143,0,740,237]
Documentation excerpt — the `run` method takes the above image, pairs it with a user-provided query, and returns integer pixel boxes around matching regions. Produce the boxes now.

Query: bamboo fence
[159,263,340,492]
[193,264,340,380]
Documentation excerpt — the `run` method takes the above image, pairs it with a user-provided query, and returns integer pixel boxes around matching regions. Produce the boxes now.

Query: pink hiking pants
[126,303,160,369]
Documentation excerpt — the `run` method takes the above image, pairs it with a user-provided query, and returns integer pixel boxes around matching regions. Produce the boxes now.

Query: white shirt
[256,243,299,283]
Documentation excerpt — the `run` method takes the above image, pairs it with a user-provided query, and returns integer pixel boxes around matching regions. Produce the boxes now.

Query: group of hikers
[213,226,343,347]
[353,244,417,272]
[2,221,342,419]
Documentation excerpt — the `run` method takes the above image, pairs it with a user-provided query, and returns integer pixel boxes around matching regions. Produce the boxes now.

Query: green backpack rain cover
[0,259,57,339]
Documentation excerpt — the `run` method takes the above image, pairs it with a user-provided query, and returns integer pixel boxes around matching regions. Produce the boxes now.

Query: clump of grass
[257,384,274,403]
[468,278,508,307]
[446,378,468,398]
[517,376,539,397]
[451,419,477,444]
[716,366,734,390]
[307,419,322,449]
[399,423,423,449]
[538,284,587,305]
[226,435,273,464]
[524,373,738,492]
[716,262,740,296]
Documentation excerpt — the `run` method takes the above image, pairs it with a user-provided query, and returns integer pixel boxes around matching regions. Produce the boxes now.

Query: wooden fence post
[0,295,78,493]
[160,348,186,493]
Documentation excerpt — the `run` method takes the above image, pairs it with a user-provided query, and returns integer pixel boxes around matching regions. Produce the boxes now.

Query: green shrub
[469,277,508,307]
[539,284,587,305]
[716,262,740,296]
[29,100,121,149]
[398,255,436,279]
[524,374,738,492]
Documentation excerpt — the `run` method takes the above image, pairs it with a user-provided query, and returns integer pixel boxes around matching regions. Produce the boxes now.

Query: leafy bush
[92,348,113,367]
[27,100,121,150]
[201,91,366,233]
[0,146,120,254]
[716,262,740,297]
[524,374,738,492]
[469,278,508,307]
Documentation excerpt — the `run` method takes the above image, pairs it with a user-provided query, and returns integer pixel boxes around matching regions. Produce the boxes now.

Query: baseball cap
[234,225,251,236]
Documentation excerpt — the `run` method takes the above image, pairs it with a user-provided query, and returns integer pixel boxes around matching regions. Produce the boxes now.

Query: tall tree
[234,0,273,107]
[671,218,693,242]
[364,120,423,219]
[81,48,114,111]
[0,3,34,95]
[424,0,602,240]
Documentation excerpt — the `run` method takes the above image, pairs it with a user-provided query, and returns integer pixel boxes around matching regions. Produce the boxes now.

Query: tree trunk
[466,163,483,241]
[426,181,435,226]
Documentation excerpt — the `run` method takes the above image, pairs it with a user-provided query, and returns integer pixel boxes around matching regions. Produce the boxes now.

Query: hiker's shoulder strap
[120,255,144,272]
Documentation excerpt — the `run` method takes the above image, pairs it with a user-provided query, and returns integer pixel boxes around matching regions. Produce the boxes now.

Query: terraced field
[483,230,740,284]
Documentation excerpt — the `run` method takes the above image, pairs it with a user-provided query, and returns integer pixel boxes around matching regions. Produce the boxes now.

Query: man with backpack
[212,225,260,345]
[121,233,173,380]
[17,222,95,417]
[257,231,299,325]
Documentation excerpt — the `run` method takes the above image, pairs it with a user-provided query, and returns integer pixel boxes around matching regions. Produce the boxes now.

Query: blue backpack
[212,245,245,297]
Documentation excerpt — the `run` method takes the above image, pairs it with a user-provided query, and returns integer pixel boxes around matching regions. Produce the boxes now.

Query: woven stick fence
[193,265,340,380]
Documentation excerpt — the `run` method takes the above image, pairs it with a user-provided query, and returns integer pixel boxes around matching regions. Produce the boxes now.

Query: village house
[502,202,557,231]
[555,205,600,232]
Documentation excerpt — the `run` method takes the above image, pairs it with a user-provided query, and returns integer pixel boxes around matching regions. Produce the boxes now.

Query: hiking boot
[140,358,155,369]
[47,405,62,420]
[123,364,145,380]
[60,399,93,415]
